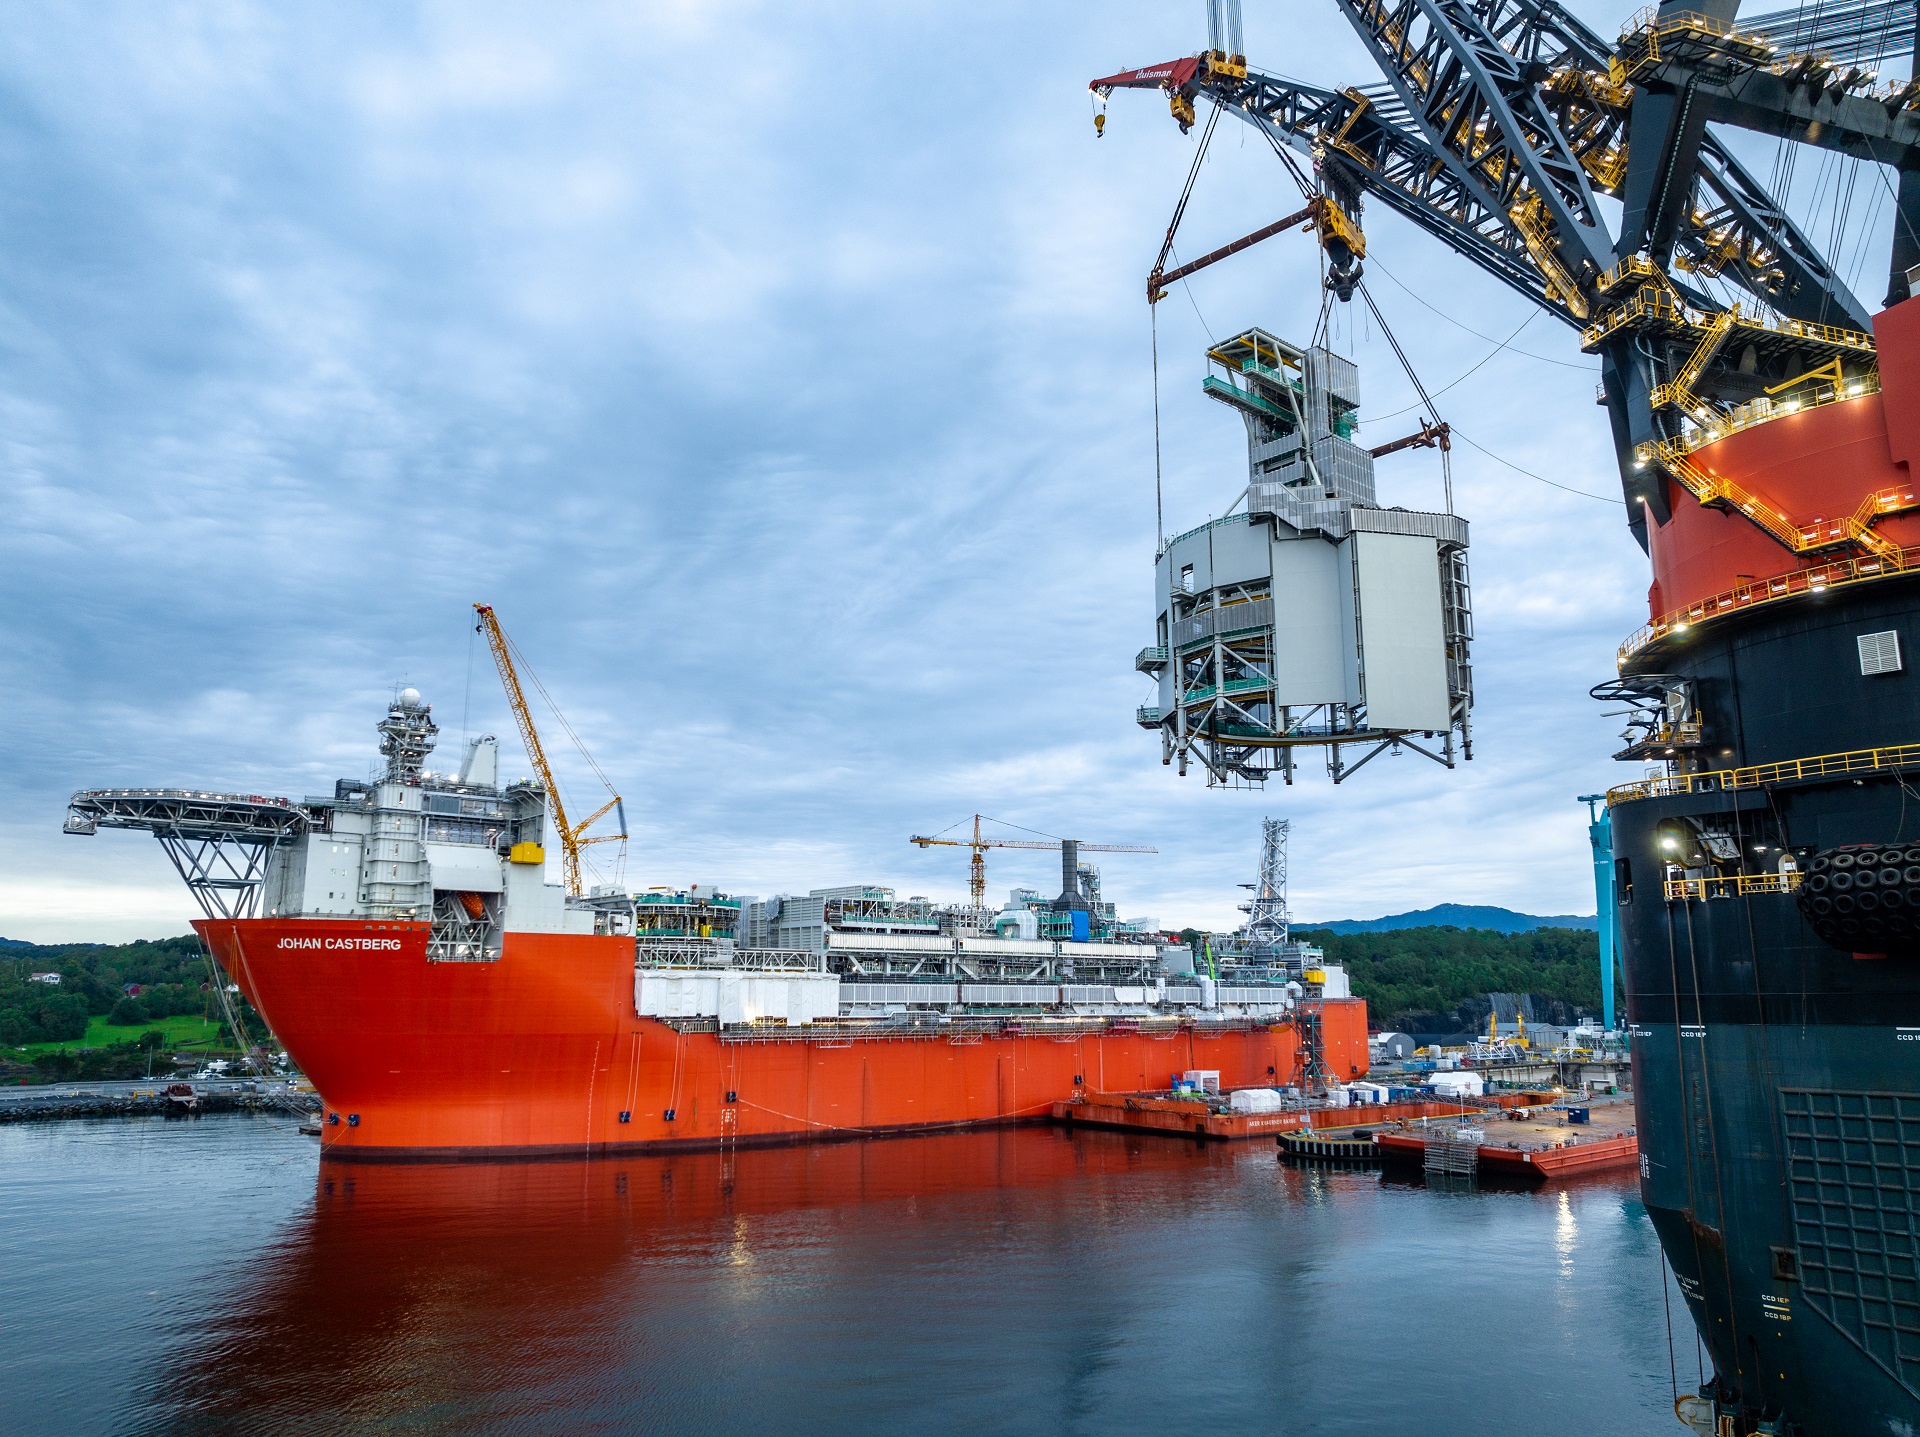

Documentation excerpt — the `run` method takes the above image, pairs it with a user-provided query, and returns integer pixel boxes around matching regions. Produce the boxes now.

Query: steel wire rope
[1253,118,1316,202]
[1663,901,1713,1357]
[1660,1239,1681,1408]
[1842,174,1888,297]
[921,812,1065,844]
[1365,257,1595,369]
[1681,898,1751,1390]
[495,627,623,889]
[1359,306,1540,426]
[461,619,476,750]
[1825,153,1866,315]
[1759,786,1814,1042]
[1354,280,1454,510]
[1153,301,1165,550]
[500,630,617,795]
[1724,758,1796,1302]
[1147,100,1225,555]
[1802,143,1845,328]
[1151,100,1223,282]
[1166,250,1219,344]
[1826,2,1907,302]
[1863,138,1920,295]
[1448,428,1623,504]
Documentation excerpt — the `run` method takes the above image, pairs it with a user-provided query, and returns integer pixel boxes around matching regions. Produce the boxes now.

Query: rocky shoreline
[0,1089,321,1123]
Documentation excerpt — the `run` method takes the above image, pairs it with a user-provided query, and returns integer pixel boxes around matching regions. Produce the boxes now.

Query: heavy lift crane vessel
[1098,2,1920,1433]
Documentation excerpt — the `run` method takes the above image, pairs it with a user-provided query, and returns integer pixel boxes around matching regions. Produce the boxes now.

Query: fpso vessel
[64,696,1368,1159]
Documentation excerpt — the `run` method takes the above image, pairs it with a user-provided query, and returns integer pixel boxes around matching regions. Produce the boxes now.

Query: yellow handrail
[1648,438,1912,562]
[1610,744,1920,805]
[1582,290,1874,361]
[1619,545,1920,663]
[1664,872,1801,901]
[1673,370,1882,454]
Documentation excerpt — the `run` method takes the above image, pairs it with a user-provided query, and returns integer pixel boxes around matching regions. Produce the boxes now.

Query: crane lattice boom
[1092,0,1919,552]
[473,603,623,897]
[910,814,1155,905]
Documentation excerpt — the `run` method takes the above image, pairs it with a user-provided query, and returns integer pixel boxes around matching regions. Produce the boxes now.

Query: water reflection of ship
[142,1130,1242,1431]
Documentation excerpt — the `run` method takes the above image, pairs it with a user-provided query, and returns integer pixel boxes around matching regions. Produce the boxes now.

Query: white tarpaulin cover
[634,969,840,1027]
[1227,1087,1286,1114]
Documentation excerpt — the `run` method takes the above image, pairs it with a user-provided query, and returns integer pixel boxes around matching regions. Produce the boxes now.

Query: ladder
[1296,1004,1332,1095]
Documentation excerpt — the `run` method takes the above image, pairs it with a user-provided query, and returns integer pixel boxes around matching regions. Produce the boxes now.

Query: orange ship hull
[198,917,1370,1160]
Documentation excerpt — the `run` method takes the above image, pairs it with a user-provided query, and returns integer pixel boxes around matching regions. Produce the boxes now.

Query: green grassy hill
[24,1012,230,1056]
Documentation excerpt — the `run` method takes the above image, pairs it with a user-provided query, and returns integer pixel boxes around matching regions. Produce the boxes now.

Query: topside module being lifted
[1102,0,1920,1431]
[1137,328,1472,786]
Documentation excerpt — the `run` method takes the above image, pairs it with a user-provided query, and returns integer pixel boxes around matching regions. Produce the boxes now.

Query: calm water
[0,1115,1685,1435]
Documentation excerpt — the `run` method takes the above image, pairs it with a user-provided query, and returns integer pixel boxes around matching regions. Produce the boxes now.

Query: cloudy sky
[1,1,1892,941]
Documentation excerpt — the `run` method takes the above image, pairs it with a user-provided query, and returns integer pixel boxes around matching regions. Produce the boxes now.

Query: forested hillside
[1292,924,1609,1033]
[0,935,215,1046]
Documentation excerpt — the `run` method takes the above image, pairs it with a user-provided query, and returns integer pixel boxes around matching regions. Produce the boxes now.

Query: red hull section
[200,918,1370,1159]
[1646,305,1920,620]
[1646,395,1918,617]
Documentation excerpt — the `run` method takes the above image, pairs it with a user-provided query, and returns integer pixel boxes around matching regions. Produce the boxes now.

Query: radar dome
[397,687,423,710]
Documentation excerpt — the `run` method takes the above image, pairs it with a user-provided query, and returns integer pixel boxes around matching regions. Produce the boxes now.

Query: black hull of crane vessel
[1096,0,1920,1430]
[1615,587,1920,1434]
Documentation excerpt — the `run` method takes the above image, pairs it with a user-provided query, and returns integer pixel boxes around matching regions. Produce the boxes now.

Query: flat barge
[1374,1101,1640,1182]
[1053,1092,1473,1142]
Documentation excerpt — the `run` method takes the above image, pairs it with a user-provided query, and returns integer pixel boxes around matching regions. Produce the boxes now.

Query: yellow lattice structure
[1508,193,1590,319]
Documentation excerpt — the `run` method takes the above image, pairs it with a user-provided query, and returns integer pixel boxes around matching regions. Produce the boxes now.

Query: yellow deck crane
[909,814,1156,907]
[473,603,625,897]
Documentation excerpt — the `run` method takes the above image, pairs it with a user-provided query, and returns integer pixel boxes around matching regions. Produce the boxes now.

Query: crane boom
[1093,0,1912,549]
[473,603,622,897]
[908,837,1156,852]
[909,814,1156,905]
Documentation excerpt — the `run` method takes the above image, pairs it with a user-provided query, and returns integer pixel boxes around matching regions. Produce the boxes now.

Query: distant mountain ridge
[1295,904,1597,935]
